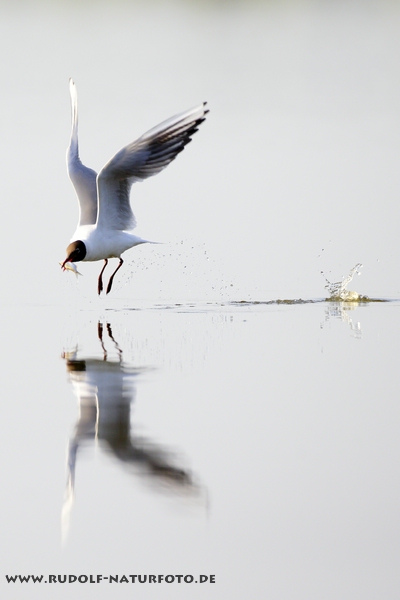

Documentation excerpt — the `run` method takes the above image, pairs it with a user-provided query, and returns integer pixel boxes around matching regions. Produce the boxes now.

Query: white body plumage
[70,225,147,262]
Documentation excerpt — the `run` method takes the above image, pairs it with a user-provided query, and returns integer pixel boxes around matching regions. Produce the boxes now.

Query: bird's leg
[98,259,108,295]
[97,321,107,360]
[106,258,124,294]
[106,323,123,360]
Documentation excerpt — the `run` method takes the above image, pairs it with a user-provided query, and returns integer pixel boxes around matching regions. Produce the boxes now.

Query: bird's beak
[61,258,70,270]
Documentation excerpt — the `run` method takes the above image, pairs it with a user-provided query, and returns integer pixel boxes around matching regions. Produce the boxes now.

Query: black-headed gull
[61,80,208,294]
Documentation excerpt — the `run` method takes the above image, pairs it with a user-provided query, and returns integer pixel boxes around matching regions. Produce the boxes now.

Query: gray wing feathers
[96,103,208,231]
[67,161,98,225]
[66,79,98,226]
[96,177,137,231]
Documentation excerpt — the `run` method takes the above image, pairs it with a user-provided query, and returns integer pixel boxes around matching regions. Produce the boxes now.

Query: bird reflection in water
[61,322,203,542]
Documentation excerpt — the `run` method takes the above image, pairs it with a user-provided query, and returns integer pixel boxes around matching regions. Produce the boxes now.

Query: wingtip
[69,79,77,105]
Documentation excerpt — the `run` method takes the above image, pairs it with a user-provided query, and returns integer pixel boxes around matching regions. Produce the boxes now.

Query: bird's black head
[61,240,86,269]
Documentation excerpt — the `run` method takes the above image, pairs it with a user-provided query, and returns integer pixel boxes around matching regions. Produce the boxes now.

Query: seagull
[61,80,208,295]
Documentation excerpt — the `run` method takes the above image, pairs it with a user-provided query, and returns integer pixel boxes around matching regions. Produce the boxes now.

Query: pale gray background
[1,1,400,599]
[0,0,399,303]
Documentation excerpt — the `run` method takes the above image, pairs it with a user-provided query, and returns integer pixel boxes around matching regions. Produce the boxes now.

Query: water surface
[2,299,400,599]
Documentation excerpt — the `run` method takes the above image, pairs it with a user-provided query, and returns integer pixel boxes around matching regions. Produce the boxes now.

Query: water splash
[322,263,363,301]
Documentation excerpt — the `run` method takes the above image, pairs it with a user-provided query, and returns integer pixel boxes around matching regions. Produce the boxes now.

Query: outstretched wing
[66,79,98,226]
[96,103,209,231]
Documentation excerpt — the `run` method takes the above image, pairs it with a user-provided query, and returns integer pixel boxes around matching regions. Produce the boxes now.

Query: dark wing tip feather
[100,103,208,186]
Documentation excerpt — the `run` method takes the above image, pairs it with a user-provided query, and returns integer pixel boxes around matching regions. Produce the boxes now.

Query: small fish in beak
[60,261,82,276]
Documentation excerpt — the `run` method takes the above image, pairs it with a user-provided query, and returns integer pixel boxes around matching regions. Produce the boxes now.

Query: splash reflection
[61,322,203,543]
[321,301,362,338]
